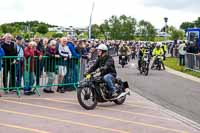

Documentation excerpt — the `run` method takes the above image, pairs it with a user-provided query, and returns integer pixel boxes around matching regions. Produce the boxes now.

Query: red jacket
[24,47,42,72]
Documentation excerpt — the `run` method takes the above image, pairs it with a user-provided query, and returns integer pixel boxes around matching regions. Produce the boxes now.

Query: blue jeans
[103,74,116,93]
[24,71,35,92]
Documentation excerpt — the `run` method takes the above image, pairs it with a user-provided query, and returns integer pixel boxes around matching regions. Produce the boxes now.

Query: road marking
[0,122,49,133]
[45,98,177,122]
[1,97,175,121]
[0,109,128,133]
[1,97,160,110]
[1,99,188,133]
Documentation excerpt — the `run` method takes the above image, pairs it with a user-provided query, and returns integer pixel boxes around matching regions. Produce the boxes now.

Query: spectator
[1,33,17,91]
[42,38,49,55]
[24,41,37,95]
[57,37,72,93]
[63,38,80,90]
[0,42,5,97]
[0,42,5,70]
[178,41,186,66]
[43,40,60,93]
[186,41,199,54]
[15,36,24,88]
[34,36,43,87]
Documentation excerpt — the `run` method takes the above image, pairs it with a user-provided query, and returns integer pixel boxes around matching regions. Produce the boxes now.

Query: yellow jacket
[153,48,164,56]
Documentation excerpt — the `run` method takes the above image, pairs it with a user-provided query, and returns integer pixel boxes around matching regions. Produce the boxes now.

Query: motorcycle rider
[119,42,129,64]
[86,44,118,97]
[151,43,165,70]
[161,42,167,60]
[138,44,148,70]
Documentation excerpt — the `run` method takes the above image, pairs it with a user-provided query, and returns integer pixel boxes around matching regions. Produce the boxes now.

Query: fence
[0,56,80,97]
[185,53,200,72]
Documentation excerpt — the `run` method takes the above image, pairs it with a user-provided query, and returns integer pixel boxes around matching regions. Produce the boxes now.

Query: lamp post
[164,17,168,39]
[89,2,95,40]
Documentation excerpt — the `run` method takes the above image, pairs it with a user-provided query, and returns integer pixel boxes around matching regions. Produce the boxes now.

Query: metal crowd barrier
[0,56,81,97]
[185,53,200,72]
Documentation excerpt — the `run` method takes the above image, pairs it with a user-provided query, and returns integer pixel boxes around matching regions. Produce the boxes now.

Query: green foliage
[93,15,138,40]
[1,24,16,33]
[52,32,63,38]
[0,21,56,35]
[180,22,194,30]
[75,30,81,36]
[154,37,165,42]
[37,24,49,34]
[180,17,200,30]
[194,17,200,28]
[138,20,156,41]
[23,33,30,40]
[169,27,184,40]
[91,24,101,39]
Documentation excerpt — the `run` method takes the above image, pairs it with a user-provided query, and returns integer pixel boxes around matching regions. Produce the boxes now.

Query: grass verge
[164,57,200,78]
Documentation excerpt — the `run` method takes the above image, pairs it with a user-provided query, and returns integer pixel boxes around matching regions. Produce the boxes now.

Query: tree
[170,29,184,40]
[108,15,121,39]
[24,33,30,40]
[138,20,156,41]
[194,17,200,28]
[102,15,137,40]
[119,15,137,40]
[1,24,15,33]
[37,24,48,34]
[180,22,194,30]
[75,29,81,36]
[100,20,110,39]
[91,24,101,39]
[52,33,63,38]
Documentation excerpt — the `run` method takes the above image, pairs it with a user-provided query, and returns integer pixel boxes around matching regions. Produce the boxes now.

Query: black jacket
[88,55,117,77]
[1,42,17,70]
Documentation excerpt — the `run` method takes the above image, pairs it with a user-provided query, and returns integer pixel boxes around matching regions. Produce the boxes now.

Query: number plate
[144,58,148,61]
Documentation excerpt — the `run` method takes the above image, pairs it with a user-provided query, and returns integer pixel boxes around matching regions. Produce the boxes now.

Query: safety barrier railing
[185,53,200,72]
[0,56,81,97]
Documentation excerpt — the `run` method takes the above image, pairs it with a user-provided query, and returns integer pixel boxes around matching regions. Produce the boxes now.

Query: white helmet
[97,44,108,51]
[156,43,161,47]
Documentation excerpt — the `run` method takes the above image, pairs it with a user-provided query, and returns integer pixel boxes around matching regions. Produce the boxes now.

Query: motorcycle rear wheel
[114,95,126,105]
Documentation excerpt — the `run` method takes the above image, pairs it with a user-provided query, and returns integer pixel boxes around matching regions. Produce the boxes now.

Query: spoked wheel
[77,87,97,110]
[140,68,143,74]
[144,64,149,76]
[144,68,149,76]
[114,95,126,105]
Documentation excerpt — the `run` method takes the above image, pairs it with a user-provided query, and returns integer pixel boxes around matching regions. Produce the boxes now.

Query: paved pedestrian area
[0,90,199,133]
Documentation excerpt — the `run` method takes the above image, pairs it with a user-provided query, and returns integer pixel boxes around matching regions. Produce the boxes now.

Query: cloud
[143,0,200,11]
[0,0,199,29]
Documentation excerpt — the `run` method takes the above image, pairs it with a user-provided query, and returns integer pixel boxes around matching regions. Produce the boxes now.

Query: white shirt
[178,43,186,55]
[58,44,72,58]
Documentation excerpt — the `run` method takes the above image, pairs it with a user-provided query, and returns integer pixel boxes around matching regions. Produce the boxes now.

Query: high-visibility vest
[153,48,164,56]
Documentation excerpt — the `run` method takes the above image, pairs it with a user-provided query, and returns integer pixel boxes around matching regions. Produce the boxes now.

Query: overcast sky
[0,0,199,29]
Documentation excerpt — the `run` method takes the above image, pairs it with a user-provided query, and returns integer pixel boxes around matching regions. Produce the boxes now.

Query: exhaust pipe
[116,89,131,99]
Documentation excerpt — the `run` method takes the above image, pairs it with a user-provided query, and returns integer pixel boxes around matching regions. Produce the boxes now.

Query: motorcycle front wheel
[77,87,97,110]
